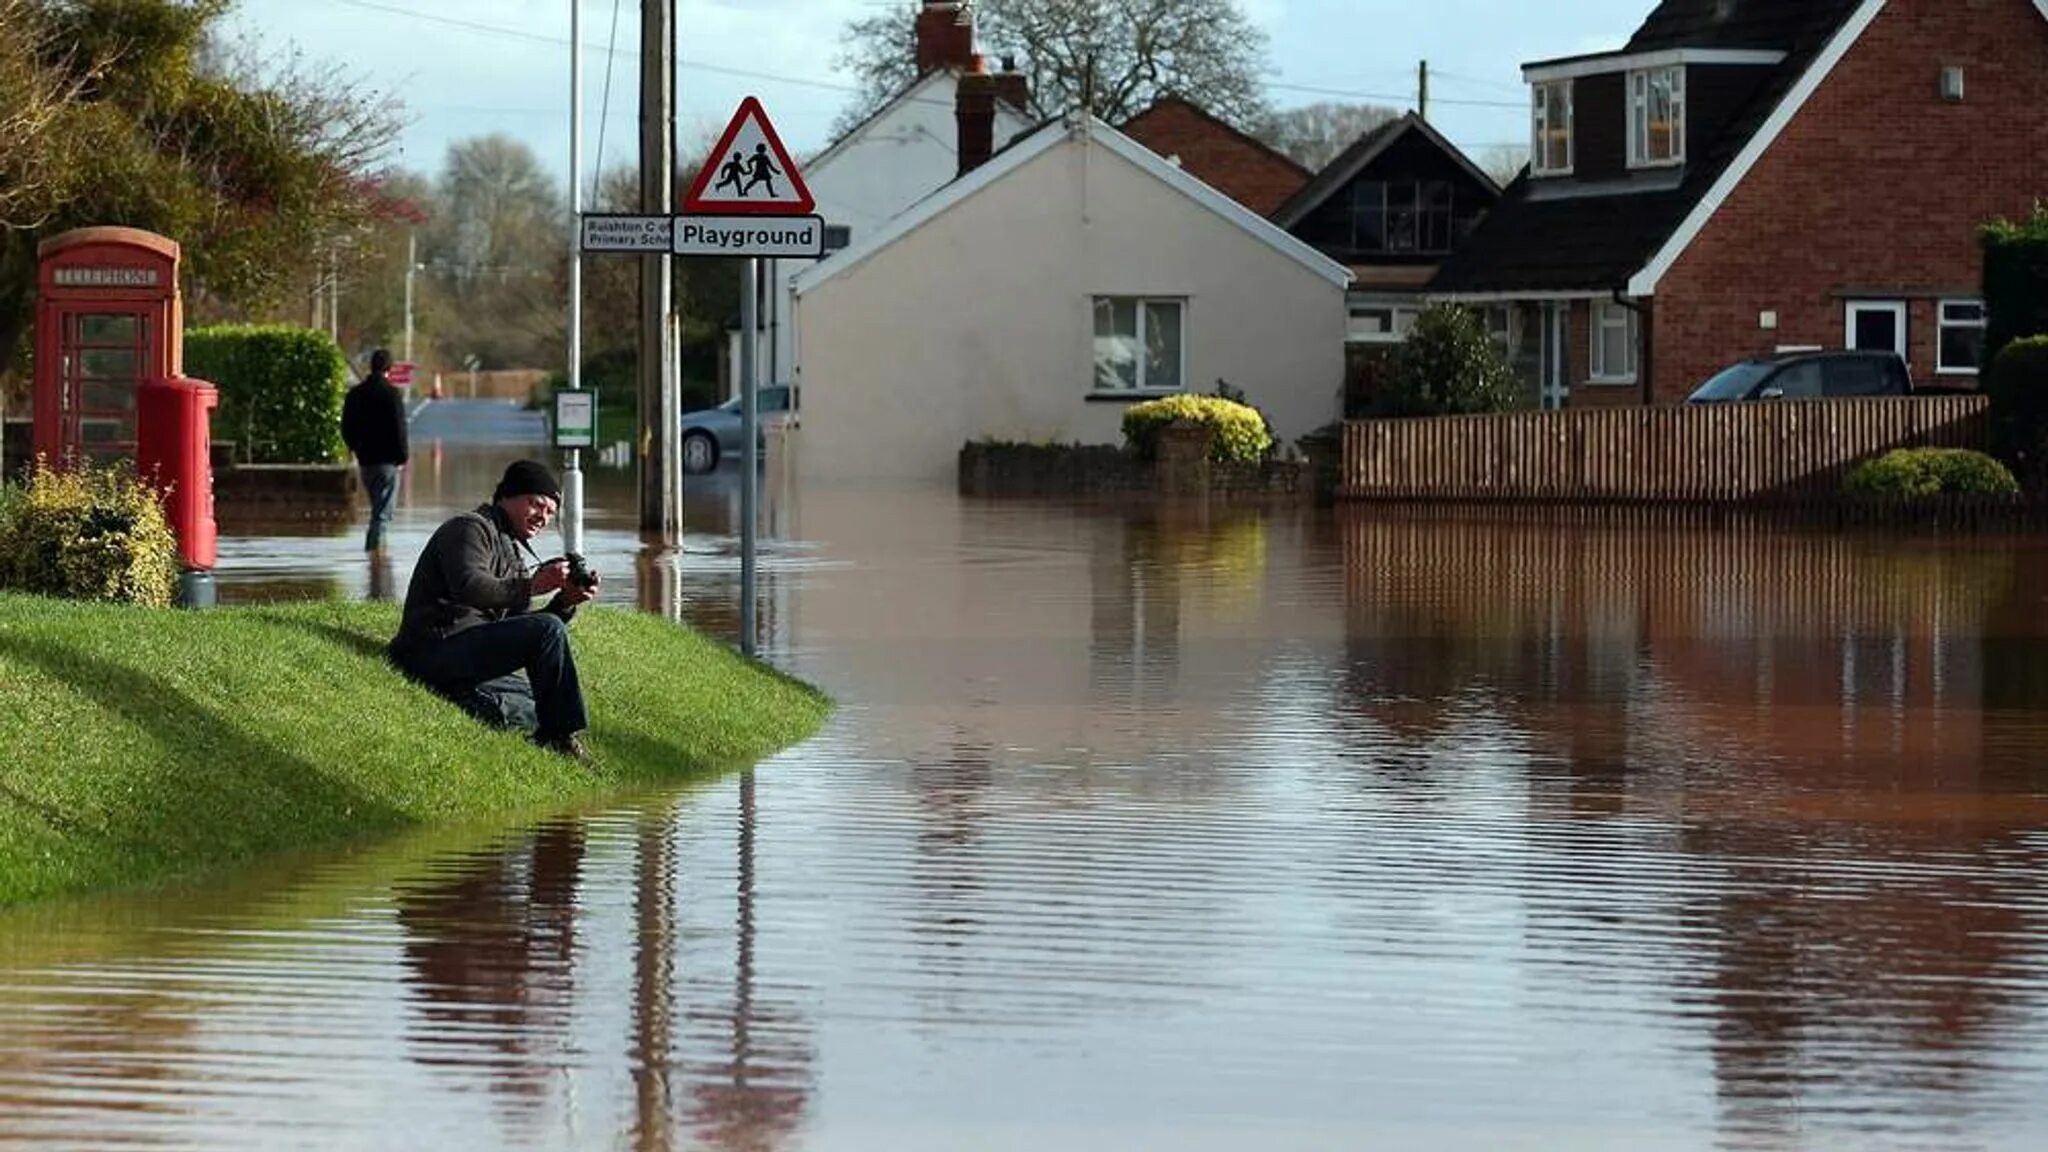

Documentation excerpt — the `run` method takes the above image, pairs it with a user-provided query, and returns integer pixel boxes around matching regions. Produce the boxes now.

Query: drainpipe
[1611,288,1653,405]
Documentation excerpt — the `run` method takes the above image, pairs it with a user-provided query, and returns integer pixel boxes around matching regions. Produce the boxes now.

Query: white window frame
[1844,300,1907,358]
[1627,66,1686,168]
[1936,298,1987,376]
[1590,301,1640,384]
[1531,80,1574,176]
[1346,301,1420,345]
[1091,296,1187,395]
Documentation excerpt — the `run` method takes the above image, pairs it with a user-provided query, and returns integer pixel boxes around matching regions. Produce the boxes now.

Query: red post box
[135,376,218,605]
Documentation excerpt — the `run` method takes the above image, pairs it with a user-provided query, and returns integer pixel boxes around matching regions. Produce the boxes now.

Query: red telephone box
[33,227,183,467]
[36,227,218,604]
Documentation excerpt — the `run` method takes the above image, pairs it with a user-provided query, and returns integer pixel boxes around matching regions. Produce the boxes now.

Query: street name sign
[683,97,815,216]
[672,214,825,258]
[580,214,675,252]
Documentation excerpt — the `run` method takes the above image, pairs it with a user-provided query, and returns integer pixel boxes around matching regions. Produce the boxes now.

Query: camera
[564,551,598,591]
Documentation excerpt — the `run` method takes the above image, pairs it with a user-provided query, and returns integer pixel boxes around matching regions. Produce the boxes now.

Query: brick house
[1270,113,1501,348]
[1120,97,1312,218]
[1432,0,2048,409]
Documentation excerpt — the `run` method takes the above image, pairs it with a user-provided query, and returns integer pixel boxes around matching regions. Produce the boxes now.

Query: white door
[1846,300,1907,358]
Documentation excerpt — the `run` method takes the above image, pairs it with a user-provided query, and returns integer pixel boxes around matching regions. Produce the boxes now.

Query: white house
[748,1,1032,389]
[790,116,1352,482]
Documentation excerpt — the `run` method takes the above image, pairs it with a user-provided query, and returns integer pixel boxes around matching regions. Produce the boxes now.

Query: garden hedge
[184,324,349,464]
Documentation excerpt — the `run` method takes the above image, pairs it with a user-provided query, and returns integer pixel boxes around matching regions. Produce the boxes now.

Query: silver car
[680,385,796,473]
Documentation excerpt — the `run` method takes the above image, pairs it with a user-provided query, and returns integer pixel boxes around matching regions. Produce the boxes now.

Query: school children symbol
[684,97,815,216]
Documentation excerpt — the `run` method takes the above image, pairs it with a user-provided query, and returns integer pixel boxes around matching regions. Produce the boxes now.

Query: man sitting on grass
[388,460,601,761]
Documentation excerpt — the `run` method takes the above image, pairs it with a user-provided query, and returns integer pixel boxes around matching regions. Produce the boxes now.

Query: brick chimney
[915,1,975,76]
[993,52,1029,113]
[956,57,997,175]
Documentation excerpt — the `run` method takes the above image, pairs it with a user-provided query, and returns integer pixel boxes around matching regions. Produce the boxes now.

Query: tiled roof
[1434,0,1863,294]
[1119,97,1312,218]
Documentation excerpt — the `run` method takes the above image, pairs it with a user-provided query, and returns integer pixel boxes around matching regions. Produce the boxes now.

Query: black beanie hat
[494,459,562,503]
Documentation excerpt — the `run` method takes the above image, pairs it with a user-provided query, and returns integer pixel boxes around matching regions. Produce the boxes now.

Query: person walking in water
[714,151,747,197]
[341,348,409,552]
[742,144,781,198]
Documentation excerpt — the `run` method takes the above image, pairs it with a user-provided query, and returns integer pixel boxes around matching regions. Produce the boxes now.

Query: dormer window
[1628,66,1686,167]
[1531,80,1573,175]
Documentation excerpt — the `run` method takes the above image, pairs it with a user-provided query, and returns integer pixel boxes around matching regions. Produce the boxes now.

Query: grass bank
[0,597,830,905]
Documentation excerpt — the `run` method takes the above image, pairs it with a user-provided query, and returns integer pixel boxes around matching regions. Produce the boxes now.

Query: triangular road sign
[684,97,816,216]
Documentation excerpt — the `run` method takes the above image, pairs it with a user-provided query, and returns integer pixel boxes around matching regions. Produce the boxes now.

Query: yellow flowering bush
[1121,394,1272,463]
[0,461,179,606]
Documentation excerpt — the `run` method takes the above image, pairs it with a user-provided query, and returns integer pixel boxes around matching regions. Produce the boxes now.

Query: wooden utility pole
[1418,59,1430,122]
[638,0,676,533]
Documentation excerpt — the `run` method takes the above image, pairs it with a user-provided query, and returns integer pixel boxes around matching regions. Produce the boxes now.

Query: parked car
[680,384,797,472]
[1685,350,1924,403]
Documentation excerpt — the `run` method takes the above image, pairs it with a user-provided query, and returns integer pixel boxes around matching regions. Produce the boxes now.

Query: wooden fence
[1340,396,1991,502]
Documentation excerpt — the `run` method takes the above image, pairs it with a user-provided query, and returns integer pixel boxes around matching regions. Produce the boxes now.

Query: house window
[1347,303,1419,345]
[1938,299,1987,375]
[1531,80,1573,175]
[1845,300,1907,358]
[1628,66,1686,167]
[1347,181,1458,255]
[1591,301,1639,383]
[1093,297,1185,393]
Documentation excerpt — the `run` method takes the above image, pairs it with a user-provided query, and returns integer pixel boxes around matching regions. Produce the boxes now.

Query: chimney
[993,52,1030,113]
[956,57,997,175]
[915,1,975,76]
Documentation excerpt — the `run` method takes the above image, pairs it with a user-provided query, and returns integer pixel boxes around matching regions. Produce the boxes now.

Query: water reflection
[13,491,2048,1148]
[395,821,586,1112]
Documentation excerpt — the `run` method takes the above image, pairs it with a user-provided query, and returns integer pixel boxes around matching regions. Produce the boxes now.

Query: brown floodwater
[5,430,2048,1150]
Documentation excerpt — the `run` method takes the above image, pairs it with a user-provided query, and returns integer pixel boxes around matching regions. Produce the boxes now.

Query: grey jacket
[390,503,573,656]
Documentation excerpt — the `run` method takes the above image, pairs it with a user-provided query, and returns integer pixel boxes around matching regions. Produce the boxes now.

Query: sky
[226,0,1652,192]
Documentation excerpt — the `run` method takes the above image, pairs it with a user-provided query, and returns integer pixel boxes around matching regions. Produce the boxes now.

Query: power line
[591,0,623,201]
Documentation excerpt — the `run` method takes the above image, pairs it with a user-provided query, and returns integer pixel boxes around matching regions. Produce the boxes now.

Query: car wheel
[682,430,719,474]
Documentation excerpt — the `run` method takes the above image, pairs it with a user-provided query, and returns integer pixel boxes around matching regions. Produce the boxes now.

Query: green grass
[0,596,830,905]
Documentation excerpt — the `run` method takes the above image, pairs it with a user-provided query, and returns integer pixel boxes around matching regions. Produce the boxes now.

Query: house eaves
[794,116,1353,297]
[1524,47,1785,83]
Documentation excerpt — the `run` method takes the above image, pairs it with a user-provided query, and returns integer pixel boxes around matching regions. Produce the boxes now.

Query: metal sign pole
[563,0,585,556]
[740,255,758,657]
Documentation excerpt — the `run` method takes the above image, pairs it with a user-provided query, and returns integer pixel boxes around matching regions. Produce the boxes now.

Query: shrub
[0,461,178,606]
[1377,303,1519,418]
[1984,336,2048,483]
[184,324,349,463]
[1121,394,1272,463]
[1982,204,2048,368]
[1843,448,2019,499]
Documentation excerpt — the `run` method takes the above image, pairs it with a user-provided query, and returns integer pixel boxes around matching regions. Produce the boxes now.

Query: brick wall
[1652,0,2048,404]
[1120,100,1309,218]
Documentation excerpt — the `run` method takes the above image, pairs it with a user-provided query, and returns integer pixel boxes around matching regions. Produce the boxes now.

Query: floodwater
[7,405,2048,1149]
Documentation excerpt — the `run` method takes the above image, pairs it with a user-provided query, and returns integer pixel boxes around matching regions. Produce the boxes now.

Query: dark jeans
[360,464,399,550]
[394,613,589,741]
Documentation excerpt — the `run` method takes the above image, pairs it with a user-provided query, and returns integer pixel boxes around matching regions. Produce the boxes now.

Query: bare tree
[0,0,86,229]
[833,0,1270,137]
[1480,144,1530,188]
[1250,102,1399,172]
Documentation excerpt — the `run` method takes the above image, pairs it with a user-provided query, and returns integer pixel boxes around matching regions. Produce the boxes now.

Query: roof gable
[793,117,1351,296]
[805,69,1031,178]
[1119,97,1312,217]
[1271,113,1500,231]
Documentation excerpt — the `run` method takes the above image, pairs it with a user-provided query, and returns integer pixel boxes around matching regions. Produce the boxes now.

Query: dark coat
[341,373,410,466]
[390,503,573,657]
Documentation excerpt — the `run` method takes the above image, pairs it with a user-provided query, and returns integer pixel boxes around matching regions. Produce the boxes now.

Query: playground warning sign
[683,97,815,216]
